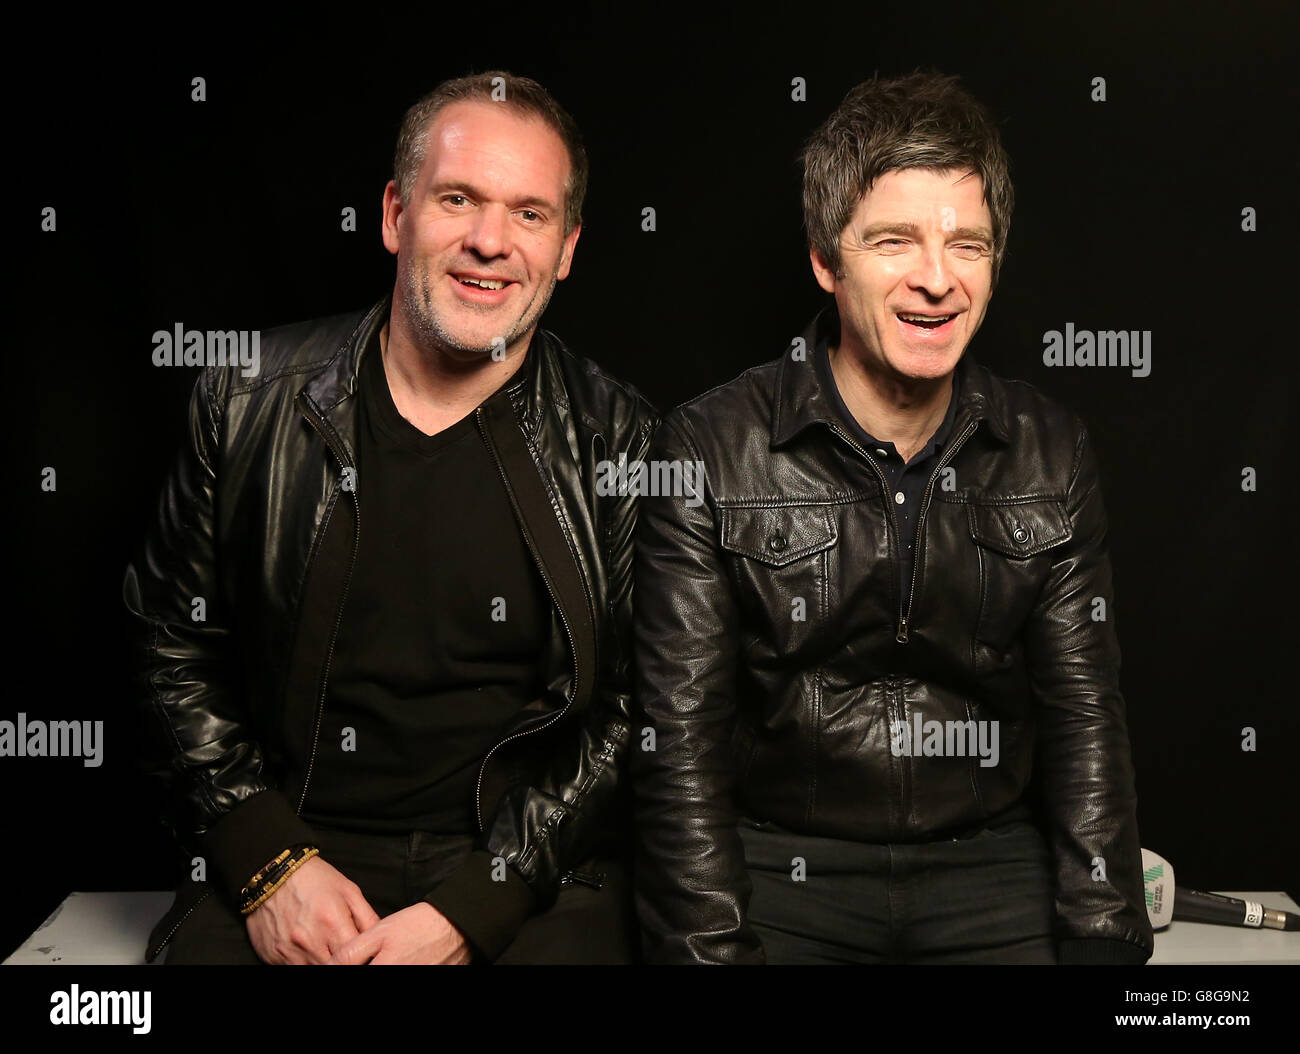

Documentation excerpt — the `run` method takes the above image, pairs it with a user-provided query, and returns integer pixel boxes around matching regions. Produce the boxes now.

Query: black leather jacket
[631,306,1155,964]
[123,296,658,962]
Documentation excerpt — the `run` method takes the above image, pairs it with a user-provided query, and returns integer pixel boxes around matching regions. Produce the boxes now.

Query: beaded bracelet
[243,848,294,895]
[239,846,320,916]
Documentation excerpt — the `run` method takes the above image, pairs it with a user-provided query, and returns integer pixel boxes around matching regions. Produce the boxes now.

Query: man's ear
[556,222,582,281]
[809,247,837,294]
[381,180,403,256]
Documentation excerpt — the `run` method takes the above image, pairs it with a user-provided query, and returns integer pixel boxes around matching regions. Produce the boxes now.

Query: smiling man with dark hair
[125,70,656,965]
[632,70,1155,965]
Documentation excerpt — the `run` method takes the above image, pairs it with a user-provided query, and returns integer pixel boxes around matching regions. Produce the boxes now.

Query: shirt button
[894,491,905,505]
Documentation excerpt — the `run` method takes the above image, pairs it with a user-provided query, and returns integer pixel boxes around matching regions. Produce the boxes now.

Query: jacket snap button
[769,532,788,553]
[1012,526,1029,544]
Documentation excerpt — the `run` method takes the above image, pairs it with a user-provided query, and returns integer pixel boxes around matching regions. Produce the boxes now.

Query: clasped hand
[245,855,471,964]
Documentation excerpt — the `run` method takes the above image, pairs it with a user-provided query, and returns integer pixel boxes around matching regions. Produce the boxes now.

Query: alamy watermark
[0,713,103,767]
[50,985,150,1034]
[1042,323,1151,377]
[596,455,706,507]
[889,712,999,768]
[152,323,261,378]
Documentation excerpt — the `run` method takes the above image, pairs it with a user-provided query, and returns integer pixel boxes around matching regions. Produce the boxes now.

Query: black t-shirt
[300,332,551,834]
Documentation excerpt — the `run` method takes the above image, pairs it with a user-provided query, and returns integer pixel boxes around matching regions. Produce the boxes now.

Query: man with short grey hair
[125,70,656,965]
[632,70,1154,964]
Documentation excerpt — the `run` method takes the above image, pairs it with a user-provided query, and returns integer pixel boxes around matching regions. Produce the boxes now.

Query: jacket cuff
[1058,937,1151,964]
[422,850,538,963]
[196,789,317,905]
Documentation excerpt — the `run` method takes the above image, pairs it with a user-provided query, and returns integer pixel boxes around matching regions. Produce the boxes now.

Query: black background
[7,1,1297,959]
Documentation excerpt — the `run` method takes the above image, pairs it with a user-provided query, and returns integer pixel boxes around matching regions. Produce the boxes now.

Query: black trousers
[164,822,637,964]
[738,815,1059,964]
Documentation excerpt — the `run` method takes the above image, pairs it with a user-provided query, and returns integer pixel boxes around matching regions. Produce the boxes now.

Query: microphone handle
[1174,888,1265,927]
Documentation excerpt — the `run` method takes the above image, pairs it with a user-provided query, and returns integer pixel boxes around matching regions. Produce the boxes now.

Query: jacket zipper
[152,886,212,959]
[827,417,979,643]
[894,679,911,825]
[560,867,605,890]
[293,393,361,815]
[472,405,590,835]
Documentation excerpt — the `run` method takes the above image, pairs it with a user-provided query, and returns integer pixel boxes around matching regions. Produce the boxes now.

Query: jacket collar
[772,302,1012,448]
[299,293,546,459]
[299,295,389,423]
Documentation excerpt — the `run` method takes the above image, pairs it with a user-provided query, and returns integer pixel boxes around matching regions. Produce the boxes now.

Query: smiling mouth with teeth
[457,276,509,290]
[898,312,956,329]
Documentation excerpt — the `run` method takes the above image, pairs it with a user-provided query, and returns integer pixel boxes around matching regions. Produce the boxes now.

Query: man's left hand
[328,903,472,965]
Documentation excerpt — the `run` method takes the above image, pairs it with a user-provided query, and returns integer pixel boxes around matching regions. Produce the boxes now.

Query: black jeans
[738,815,1058,964]
[164,822,637,964]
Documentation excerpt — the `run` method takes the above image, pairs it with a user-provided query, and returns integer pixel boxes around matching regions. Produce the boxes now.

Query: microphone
[1141,848,1299,931]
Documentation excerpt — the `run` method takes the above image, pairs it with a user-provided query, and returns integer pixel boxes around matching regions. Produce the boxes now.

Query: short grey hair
[393,70,588,235]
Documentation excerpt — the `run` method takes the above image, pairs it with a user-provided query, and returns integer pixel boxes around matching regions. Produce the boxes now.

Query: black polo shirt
[815,334,961,603]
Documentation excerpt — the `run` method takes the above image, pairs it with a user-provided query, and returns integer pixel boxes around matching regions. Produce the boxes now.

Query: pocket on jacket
[718,503,837,656]
[966,498,1072,651]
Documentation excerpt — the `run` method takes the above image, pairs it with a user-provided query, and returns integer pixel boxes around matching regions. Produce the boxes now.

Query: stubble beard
[398,255,561,361]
